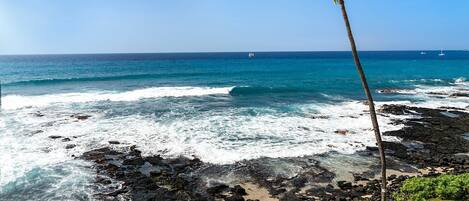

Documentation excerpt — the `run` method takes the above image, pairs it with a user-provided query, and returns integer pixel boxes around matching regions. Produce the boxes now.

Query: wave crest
[2,86,233,110]
[1,72,225,86]
[229,86,305,96]
[454,77,467,85]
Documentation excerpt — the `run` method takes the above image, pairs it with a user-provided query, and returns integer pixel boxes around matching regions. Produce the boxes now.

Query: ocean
[0,51,468,200]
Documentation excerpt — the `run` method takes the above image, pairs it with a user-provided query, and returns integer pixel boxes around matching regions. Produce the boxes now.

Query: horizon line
[0,49,466,56]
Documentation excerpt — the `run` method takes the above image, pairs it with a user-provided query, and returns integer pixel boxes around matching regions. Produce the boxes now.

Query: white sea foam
[0,100,405,181]
[119,101,404,164]
[1,80,468,195]
[0,160,95,200]
[454,77,467,86]
[409,87,469,109]
[379,77,469,109]
[389,78,444,84]
[2,86,233,110]
[0,108,96,194]
[378,85,467,97]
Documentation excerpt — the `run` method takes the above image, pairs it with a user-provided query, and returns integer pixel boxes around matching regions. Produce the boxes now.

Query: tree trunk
[338,0,387,200]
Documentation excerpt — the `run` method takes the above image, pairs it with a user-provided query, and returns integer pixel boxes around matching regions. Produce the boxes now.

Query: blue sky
[0,0,468,54]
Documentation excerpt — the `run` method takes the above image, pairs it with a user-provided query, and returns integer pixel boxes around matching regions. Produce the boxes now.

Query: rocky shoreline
[76,103,469,201]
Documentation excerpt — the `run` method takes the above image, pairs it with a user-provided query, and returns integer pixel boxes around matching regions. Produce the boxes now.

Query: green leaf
[393,173,469,201]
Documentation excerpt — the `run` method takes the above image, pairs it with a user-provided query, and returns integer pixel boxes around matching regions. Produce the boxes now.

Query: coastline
[76,102,469,201]
[2,0,469,198]
[1,53,468,200]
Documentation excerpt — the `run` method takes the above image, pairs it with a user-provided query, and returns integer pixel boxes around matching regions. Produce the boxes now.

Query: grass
[393,173,469,201]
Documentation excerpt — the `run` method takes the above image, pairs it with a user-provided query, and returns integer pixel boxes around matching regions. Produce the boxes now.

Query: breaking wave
[2,86,233,110]
[228,86,307,96]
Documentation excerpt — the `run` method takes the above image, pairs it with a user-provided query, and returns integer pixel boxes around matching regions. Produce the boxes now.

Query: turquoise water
[0,51,468,200]
[1,52,468,97]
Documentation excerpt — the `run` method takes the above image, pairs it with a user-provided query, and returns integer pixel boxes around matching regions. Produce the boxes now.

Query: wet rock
[96,176,112,185]
[149,169,162,177]
[271,188,287,196]
[123,157,145,166]
[427,91,448,96]
[376,88,403,94]
[65,144,76,149]
[334,129,349,135]
[174,191,192,200]
[207,184,229,195]
[33,111,45,117]
[71,114,91,120]
[439,106,465,111]
[378,104,410,115]
[31,130,44,135]
[225,195,245,201]
[291,177,307,188]
[395,175,408,183]
[381,104,469,167]
[353,174,369,182]
[354,185,366,193]
[365,146,379,152]
[231,185,247,196]
[337,181,352,190]
[383,142,409,159]
[105,188,128,196]
[307,115,329,119]
[81,147,214,201]
[280,191,302,201]
[145,155,164,165]
[450,92,469,97]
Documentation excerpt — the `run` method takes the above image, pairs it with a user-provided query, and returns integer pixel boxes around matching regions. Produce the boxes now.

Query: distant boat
[420,51,427,55]
[248,52,255,59]
[438,49,445,56]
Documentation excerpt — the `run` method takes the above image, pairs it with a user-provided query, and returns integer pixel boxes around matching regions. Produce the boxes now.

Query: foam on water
[389,78,445,84]
[0,100,405,179]
[0,108,96,198]
[454,77,467,85]
[1,78,468,198]
[0,160,95,200]
[379,77,469,109]
[2,86,233,110]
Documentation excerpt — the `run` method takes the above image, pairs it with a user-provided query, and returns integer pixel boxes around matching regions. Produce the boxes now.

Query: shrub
[393,173,469,201]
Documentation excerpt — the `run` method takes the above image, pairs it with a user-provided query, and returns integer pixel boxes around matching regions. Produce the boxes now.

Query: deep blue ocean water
[0,51,468,200]
[1,51,469,98]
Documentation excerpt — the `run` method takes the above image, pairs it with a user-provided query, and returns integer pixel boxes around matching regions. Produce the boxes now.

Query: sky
[0,0,468,54]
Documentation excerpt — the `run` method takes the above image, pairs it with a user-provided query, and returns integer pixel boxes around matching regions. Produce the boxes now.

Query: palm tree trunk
[337,0,387,200]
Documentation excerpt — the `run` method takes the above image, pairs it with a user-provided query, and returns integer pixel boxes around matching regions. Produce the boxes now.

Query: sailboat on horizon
[248,52,255,59]
[438,49,445,56]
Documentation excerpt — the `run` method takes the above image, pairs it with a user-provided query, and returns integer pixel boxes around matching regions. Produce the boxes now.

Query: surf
[1,86,234,110]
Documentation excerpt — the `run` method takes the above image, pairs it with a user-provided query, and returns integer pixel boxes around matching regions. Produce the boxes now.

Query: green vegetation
[393,173,469,201]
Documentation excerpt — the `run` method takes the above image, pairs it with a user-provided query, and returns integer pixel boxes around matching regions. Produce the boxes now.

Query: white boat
[420,51,427,55]
[438,49,445,56]
[248,52,255,59]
